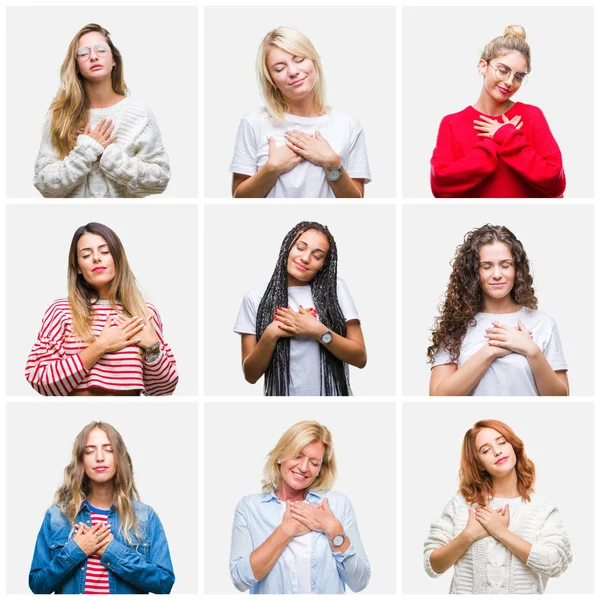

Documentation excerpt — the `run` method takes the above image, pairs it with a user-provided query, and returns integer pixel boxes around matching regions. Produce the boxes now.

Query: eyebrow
[85,444,113,449]
[298,451,323,463]
[496,62,528,75]
[479,259,513,265]
[79,244,109,253]
[296,240,327,254]
[477,435,505,452]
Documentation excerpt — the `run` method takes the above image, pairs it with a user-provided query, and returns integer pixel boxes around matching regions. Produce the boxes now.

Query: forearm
[429,530,474,574]
[527,347,568,396]
[78,340,107,371]
[326,168,363,198]
[493,528,532,564]
[243,333,279,384]
[249,525,294,581]
[233,164,281,198]
[318,326,366,368]
[430,346,495,396]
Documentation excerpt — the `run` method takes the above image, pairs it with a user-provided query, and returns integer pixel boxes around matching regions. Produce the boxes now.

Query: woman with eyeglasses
[34,24,170,198]
[430,25,565,198]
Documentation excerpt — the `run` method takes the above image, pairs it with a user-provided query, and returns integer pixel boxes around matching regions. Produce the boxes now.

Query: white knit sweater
[34,96,170,198]
[424,494,572,594]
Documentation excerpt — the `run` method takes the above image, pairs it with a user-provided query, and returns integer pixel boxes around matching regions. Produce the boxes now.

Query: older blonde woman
[229,421,370,594]
[230,27,371,198]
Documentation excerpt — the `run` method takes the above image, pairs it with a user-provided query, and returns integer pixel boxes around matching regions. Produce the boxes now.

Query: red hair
[459,419,535,507]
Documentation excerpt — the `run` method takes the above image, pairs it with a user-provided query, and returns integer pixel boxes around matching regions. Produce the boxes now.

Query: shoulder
[521,307,558,328]
[122,97,155,119]
[131,499,156,519]
[240,107,271,126]
[321,489,352,505]
[439,106,474,126]
[444,493,470,513]
[327,108,364,134]
[145,301,162,319]
[243,282,269,304]
[43,299,71,320]
[236,493,267,510]
[45,504,70,527]
[514,102,544,116]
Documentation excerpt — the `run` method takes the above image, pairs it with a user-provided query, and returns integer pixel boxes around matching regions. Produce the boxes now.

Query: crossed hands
[75,119,118,150]
[473,114,523,139]
[281,497,341,538]
[485,319,537,358]
[464,504,510,543]
[96,313,159,354]
[266,130,339,175]
[73,521,114,557]
[266,305,324,340]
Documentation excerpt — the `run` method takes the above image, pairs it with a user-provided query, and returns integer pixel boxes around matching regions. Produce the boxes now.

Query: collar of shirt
[260,490,324,504]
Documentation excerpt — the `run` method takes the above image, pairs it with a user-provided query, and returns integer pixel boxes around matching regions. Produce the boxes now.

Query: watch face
[322,332,333,344]
[333,534,344,546]
[327,168,342,182]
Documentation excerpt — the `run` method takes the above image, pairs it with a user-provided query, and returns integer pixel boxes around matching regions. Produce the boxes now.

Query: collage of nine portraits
[2,3,595,597]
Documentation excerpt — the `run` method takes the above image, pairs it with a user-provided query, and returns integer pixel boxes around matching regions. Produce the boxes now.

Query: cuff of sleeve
[332,542,357,563]
[99,143,121,172]
[492,123,517,145]
[76,135,105,159]
[229,164,257,177]
[424,550,443,579]
[143,346,167,370]
[100,539,125,572]
[64,538,88,566]
[237,555,259,587]
[72,352,89,376]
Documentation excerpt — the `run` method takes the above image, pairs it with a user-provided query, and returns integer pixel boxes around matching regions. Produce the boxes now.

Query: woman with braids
[424,419,571,593]
[29,421,175,594]
[34,23,170,198]
[430,25,565,198]
[230,26,371,198]
[25,222,178,396]
[428,225,568,396]
[233,221,366,396]
[230,420,370,593]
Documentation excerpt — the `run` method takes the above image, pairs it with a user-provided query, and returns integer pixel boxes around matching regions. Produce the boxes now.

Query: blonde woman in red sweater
[25,222,178,396]
[430,25,565,198]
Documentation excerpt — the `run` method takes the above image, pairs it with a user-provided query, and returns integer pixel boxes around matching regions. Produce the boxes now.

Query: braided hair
[256,222,350,396]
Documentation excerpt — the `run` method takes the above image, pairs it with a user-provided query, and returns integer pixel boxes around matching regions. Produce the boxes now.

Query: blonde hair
[256,27,327,122]
[50,24,127,159]
[54,422,141,544]
[68,222,150,342]
[481,25,531,72]
[262,420,336,494]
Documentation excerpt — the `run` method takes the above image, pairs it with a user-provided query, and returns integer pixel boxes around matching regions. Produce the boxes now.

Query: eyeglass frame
[483,60,529,86]
[76,43,111,62]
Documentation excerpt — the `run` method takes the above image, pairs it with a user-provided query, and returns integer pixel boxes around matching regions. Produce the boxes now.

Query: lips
[92,266,106,273]
[289,78,306,87]
[94,466,108,472]
[490,282,505,287]
[90,65,104,71]
[495,456,509,465]
[294,262,309,272]
[497,86,511,95]
[291,470,308,480]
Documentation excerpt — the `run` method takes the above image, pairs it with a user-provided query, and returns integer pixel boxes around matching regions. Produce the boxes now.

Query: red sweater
[25,299,178,396]
[430,102,566,198]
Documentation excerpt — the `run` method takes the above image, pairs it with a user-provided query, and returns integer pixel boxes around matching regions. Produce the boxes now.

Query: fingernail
[278,325,282,329]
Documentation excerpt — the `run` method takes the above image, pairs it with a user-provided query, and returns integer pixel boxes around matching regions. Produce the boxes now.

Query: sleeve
[99,110,171,196]
[100,509,175,594]
[525,507,572,578]
[29,511,88,594]
[492,107,566,197]
[336,279,360,322]
[332,497,371,592]
[142,305,179,396]
[24,303,89,396]
[431,344,455,369]
[346,122,372,183]
[33,115,104,198]
[423,497,457,578]
[541,319,568,372]
[229,500,259,592]
[430,115,499,197]
[229,117,259,176]
[233,290,258,335]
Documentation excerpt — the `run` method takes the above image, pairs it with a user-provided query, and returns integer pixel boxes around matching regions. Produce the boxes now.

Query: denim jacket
[29,500,175,594]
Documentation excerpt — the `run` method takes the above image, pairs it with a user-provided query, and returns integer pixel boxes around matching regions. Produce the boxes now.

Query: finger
[484,333,507,342]
[516,122,523,129]
[107,135,118,145]
[287,142,306,155]
[84,122,91,135]
[517,319,530,332]
[479,115,494,123]
[267,136,276,154]
[473,120,490,127]
[100,119,112,134]
[477,133,492,138]
[502,114,509,123]
[491,321,510,330]
[277,324,295,333]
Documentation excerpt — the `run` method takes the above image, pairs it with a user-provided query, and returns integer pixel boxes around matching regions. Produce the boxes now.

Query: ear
[477,59,488,76]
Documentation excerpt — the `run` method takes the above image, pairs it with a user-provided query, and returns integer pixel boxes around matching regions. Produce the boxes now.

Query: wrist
[322,154,341,172]
[525,343,541,360]
[264,160,283,177]
[325,519,343,540]
[312,323,329,341]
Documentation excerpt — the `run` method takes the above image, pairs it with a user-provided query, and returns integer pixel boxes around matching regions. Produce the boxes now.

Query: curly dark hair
[427,225,538,364]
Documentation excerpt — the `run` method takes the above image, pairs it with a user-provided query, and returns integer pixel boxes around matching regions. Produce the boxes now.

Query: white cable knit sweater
[424,494,572,594]
[34,96,170,198]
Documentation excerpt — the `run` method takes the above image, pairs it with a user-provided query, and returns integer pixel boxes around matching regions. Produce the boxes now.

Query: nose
[298,457,309,472]
[492,266,502,279]
[92,251,102,263]
[288,63,300,77]
[96,449,105,462]
[504,72,516,86]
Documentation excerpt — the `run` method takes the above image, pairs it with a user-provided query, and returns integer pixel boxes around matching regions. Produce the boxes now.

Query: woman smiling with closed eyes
[230,27,371,198]
[430,25,565,198]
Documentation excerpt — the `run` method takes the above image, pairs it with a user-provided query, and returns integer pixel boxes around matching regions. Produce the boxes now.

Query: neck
[287,274,310,287]
[481,294,521,314]
[95,284,111,300]
[275,484,306,503]
[87,481,114,510]
[286,94,320,118]
[85,77,121,109]
[473,90,514,117]
[492,469,520,499]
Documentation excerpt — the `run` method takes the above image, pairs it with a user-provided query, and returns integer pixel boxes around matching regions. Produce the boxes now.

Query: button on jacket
[230,490,370,594]
[29,500,175,594]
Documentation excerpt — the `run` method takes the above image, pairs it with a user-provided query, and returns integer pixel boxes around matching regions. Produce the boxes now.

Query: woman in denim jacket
[29,421,175,594]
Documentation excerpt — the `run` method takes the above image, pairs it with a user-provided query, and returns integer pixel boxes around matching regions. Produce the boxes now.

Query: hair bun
[504,25,526,40]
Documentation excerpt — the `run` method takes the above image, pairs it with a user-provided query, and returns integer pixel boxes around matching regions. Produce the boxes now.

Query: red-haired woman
[423,420,571,594]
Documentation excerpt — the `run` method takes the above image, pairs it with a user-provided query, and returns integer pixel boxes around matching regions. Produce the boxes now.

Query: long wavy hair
[427,225,537,364]
[459,419,536,507]
[50,24,127,158]
[262,420,336,494]
[68,222,149,342]
[256,222,349,396]
[54,422,141,544]
[257,26,327,122]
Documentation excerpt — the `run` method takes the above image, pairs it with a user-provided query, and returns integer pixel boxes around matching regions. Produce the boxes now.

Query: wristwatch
[330,532,347,547]
[326,163,344,182]
[320,329,333,345]
[144,342,161,364]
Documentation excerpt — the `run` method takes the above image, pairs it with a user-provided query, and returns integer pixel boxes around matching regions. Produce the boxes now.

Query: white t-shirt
[432,307,567,396]
[230,107,372,198]
[233,278,360,395]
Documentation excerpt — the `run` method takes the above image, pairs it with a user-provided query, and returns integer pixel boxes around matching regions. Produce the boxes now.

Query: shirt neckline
[468,101,522,119]
[89,95,132,116]
[84,499,111,514]
[283,110,331,125]
[477,306,526,318]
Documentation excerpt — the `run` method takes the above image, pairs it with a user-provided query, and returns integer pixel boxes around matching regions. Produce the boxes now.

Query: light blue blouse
[230,489,370,594]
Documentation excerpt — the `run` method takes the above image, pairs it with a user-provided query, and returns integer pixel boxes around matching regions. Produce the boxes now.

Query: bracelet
[143,342,160,354]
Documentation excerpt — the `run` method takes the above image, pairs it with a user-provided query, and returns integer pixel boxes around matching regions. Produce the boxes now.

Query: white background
[204,401,396,594]
[402,401,594,594]
[5,204,198,396]
[204,6,396,198]
[5,401,198,593]
[204,203,396,396]
[402,203,595,396]
[402,6,594,198]
[6,6,198,198]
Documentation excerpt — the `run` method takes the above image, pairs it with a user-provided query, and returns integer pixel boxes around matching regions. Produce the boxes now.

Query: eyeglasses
[485,60,529,86]
[76,43,111,61]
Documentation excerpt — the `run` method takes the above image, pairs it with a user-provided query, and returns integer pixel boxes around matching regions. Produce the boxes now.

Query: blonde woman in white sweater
[424,419,571,594]
[34,23,170,198]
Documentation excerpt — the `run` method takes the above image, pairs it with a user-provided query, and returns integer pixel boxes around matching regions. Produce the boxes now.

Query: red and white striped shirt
[25,299,178,396]
[84,508,110,594]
